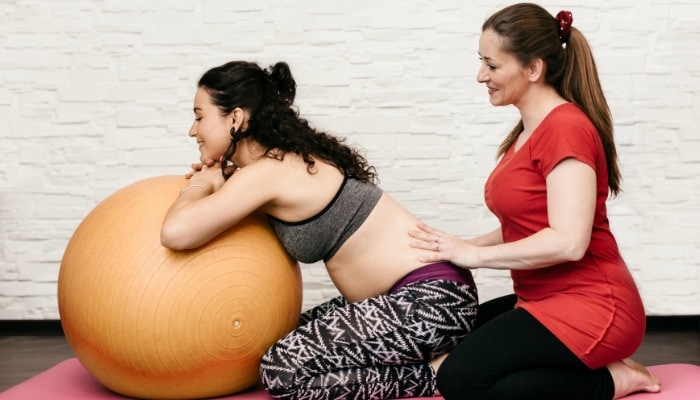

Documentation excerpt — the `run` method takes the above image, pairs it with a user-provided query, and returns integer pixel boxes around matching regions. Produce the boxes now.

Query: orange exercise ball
[58,175,302,399]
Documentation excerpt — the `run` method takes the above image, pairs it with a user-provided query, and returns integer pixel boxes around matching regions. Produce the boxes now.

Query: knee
[436,351,484,400]
[436,355,464,399]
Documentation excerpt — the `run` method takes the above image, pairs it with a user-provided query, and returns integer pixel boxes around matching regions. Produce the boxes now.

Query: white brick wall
[1,0,698,319]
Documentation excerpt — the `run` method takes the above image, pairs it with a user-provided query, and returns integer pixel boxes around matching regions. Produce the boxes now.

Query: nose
[188,122,197,137]
[476,64,489,83]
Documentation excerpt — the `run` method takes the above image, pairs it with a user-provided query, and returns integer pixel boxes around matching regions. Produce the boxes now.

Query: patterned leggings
[260,279,478,400]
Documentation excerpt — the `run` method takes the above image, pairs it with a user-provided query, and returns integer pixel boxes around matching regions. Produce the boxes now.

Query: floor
[1,328,699,393]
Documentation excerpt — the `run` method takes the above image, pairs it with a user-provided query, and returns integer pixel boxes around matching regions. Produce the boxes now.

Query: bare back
[326,194,436,302]
[258,154,435,303]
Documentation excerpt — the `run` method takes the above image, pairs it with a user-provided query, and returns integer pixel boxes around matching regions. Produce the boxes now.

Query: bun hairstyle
[198,61,377,183]
[267,62,296,107]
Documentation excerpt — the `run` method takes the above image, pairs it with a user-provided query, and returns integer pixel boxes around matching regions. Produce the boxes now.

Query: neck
[234,137,267,167]
[515,85,567,133]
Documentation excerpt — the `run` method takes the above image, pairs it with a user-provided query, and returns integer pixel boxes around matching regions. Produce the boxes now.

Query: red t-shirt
[484,103,645,369]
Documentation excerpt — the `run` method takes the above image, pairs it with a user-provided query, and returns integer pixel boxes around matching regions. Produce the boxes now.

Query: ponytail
[485,3,621,196]
[560,29,620,195]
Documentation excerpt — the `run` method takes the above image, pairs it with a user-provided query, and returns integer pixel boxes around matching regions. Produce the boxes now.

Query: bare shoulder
[247,154,346,221]
[238,153,317,184]
[224,154,335,214]
[223,156,291,196]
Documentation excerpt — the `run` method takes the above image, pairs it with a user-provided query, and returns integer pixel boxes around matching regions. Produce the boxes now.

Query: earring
[229,127,237,139]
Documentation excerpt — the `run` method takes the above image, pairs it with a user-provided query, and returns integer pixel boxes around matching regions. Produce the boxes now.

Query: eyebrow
[193,107,202,113]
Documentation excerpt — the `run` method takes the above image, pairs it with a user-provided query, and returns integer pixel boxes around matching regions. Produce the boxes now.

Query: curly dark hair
[197,61,377,184]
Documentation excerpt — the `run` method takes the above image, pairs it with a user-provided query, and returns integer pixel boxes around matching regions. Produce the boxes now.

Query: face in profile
[188,87,234,163]
[477,29,531,108]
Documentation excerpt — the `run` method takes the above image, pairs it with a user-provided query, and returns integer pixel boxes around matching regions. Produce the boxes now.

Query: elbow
[561,237,590,262]
[566,247,587,262]
[160,223,191,251]
[161,237,185,251]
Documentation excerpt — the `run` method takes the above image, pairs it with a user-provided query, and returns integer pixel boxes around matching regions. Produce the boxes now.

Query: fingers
[416,221,434,232]
[187,159,219,176]
[416,222,446,239]
[409,222,445,241]
[409,238,442,252]
[189,159,216,171]
[186,162,202,179]
[408,222,450,263]
[418,253,442,264]
[408,222,430,238]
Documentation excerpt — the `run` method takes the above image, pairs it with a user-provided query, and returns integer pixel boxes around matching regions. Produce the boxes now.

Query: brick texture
[1,1,698,319]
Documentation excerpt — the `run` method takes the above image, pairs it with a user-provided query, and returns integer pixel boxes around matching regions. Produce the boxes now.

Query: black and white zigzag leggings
[260,279,478,400]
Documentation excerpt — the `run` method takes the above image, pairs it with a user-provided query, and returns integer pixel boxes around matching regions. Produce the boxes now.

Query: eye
[479,57,496,71]
[194,117,202,122]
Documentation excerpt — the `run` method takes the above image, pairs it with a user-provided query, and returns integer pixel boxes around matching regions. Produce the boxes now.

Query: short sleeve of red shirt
[530,104,599,179]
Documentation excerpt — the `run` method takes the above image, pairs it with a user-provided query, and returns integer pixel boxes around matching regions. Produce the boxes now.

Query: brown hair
[483,3,621,195]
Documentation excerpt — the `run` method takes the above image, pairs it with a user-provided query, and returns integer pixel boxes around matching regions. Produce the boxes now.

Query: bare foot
[429,353,450,396]
[607,358,661,399]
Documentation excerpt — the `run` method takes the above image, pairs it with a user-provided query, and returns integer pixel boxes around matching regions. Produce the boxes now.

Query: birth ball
[58,175,302,399]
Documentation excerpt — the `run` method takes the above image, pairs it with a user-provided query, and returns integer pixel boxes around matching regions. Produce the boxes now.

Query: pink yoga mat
[1,358,698,399]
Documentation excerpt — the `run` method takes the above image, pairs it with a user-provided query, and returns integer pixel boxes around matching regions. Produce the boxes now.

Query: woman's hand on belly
[325,195,435,302]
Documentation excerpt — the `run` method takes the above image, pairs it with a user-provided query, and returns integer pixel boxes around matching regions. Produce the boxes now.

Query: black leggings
[260,279,477,400]
[436,294,615,400]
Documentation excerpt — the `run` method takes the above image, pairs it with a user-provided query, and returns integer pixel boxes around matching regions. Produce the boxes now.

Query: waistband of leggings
[389,261,475,293]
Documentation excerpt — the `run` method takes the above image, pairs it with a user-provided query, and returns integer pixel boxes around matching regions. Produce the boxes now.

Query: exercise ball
[58,175,302,399]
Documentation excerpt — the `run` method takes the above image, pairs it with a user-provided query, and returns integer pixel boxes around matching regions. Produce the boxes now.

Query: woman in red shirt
[409,3,661,399]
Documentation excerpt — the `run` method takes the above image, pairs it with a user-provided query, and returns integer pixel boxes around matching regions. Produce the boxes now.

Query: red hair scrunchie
[556,10,573,44]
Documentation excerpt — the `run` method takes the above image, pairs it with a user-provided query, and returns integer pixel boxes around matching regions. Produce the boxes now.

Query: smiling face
[476,29,532,108]
[188,86,234,163]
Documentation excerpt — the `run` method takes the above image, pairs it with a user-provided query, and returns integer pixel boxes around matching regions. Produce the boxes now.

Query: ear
[527,59,545,83]
[228,108,250,132]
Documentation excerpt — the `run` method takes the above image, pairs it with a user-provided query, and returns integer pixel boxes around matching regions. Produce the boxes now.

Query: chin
[199,152,221,163]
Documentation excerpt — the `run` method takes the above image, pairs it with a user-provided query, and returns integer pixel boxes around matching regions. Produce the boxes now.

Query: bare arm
[465,228,503,247]
[161,161,277,250]
[410,158,596,270]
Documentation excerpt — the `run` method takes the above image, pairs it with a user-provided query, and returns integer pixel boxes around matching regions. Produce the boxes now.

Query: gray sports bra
[267,177,383,263]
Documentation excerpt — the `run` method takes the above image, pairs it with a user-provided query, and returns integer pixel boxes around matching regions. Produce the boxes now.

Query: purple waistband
[389,262,475,293]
